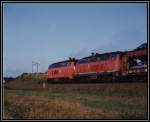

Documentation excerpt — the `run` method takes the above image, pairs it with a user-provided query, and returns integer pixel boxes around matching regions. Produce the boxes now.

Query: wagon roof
[133,43,147,51]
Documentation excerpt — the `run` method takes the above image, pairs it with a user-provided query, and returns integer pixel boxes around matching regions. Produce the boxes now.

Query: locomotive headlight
[73,66,76,71]
[129,70,132,73]
[145,69,147,72]
[59,70,62,74]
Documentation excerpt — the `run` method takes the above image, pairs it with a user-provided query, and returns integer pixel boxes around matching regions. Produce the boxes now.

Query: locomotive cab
[46,60,77,82]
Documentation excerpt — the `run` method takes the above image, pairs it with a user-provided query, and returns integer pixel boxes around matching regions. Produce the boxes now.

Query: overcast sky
[3,3,147,77]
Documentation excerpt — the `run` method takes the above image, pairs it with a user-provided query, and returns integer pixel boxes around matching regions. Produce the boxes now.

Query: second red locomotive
[75,52,122,80]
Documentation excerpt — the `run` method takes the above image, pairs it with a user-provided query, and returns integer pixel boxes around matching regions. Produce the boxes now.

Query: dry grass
[4,93,119,119]
[4,81,148,120]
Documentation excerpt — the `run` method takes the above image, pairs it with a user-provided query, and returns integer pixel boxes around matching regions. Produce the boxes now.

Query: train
[46,43,148,83]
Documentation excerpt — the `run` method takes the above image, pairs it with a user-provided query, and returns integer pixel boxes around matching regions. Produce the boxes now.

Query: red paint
[46,61,75,80]
[75,54,121,75]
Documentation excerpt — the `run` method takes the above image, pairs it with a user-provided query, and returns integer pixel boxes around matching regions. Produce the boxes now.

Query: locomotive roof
[57,59,76,63]
[50,51,125,66]
[82,51,124,59]
[50,59,77,66]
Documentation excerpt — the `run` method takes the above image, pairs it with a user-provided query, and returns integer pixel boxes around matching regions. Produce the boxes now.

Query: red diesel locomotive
[46,60,76,81]
[46,43,148,82]
[75,52,122,81]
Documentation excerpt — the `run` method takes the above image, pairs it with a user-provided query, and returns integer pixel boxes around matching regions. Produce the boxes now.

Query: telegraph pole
[32,61,40,73]
[32,61,34,73]
[36,62,40,73]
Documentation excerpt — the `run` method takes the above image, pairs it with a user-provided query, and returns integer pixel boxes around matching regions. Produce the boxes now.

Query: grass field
[4,80,148,120]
